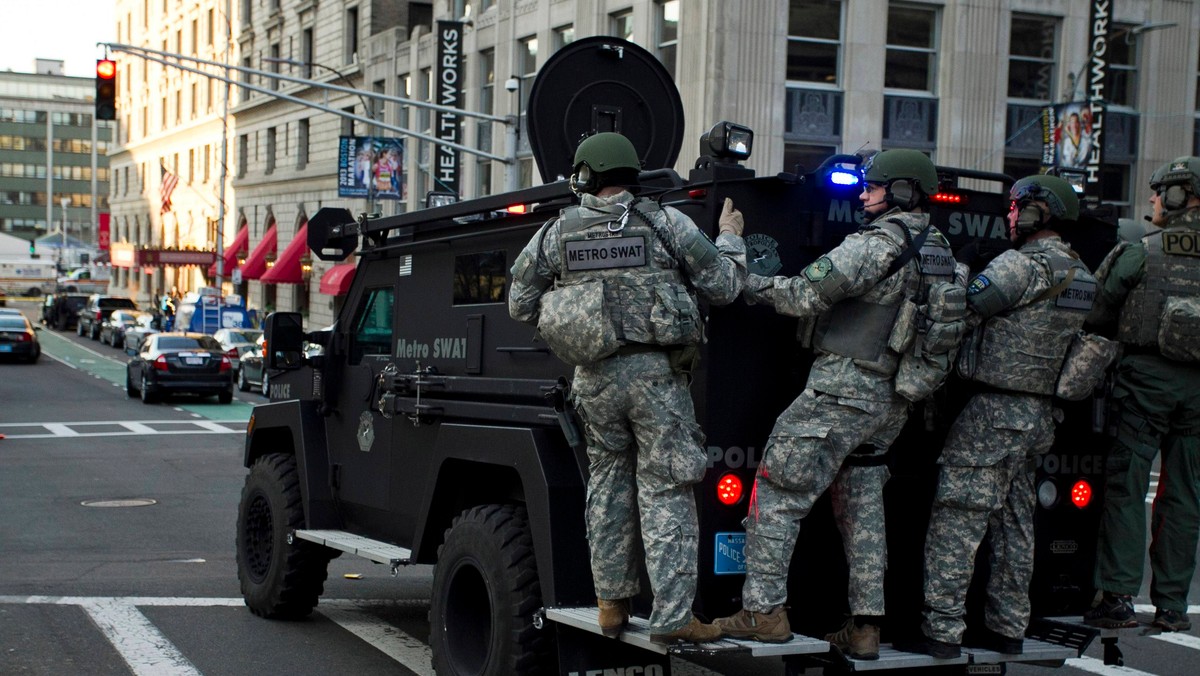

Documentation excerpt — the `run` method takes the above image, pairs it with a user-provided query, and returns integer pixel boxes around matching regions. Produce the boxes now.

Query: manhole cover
[80,498,158,508]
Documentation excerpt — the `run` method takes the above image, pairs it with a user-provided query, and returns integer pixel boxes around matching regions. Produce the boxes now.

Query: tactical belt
[967,382,1048,399]
[844,445,889,467]
[615,343,664,356]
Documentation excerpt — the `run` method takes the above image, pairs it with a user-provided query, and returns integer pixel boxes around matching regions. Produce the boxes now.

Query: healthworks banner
[435,20,464,196]
[337,136,406,200]
[1043,0,1111,198]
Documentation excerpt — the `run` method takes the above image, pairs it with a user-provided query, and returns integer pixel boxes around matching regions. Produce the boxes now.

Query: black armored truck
[237,37,1118,675]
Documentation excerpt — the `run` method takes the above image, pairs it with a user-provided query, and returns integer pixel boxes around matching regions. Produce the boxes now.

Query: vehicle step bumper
[544,606,829,657]
[291,529,412,573]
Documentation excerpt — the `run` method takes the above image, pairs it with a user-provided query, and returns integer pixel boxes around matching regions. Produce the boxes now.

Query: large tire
[260,370,270,396]
[218,388,233,404]
[237,453,332,619]
[76,321,84,336]
[237,367,250,392]
[140,373,159,404]
[126,371,137,398]
[429,504,552,676]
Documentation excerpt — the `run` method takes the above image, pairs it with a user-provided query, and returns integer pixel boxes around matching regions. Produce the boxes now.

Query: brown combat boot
[713,606,793,643]
[824,617,880,660]
[650,616,722,644]
[597,598,630,637]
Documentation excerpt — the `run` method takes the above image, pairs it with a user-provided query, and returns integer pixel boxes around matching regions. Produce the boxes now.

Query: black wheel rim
[243,490,274,584]
[443,557,492,674]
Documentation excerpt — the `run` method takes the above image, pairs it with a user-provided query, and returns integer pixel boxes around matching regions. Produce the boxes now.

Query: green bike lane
[38,329,255,423]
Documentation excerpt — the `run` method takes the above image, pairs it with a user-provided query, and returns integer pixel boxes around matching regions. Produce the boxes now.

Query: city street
[1,299,1198,676]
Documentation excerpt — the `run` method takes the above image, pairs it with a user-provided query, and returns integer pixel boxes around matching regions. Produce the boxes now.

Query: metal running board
[805,645,968,671]
[965,638,1076,665]
[544,606,829,657]
[291,529,413,573]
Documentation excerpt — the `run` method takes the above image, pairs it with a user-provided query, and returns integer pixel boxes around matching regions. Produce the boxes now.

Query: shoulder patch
[967,275,992,295]
[803,256,835,282]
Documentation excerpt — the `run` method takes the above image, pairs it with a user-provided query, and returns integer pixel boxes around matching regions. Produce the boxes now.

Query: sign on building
[337,136,407,200]
[435,20,464,196]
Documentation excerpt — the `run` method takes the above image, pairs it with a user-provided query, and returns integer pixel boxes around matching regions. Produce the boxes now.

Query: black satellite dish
[526,37,685,184]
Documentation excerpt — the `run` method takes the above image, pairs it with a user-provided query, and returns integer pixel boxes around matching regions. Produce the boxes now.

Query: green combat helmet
[861,149,939,209]
[1149,156,1200,214]
[1010,174,1080,235]
[571,132,642,194]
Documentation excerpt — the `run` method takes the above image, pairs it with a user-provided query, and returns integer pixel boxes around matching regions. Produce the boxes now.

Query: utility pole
[215,0,232,294]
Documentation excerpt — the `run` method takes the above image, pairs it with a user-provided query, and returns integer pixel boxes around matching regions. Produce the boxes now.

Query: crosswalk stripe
[1065,655,1158,675]
[0,420,244,440]
[1152,632,1200,650]
[78,597,200,676]
[320,601,435,676]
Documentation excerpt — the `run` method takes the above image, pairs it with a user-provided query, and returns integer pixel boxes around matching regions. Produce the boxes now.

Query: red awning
[208,223,250,277]
[261,223,310,285]
[240,224,278,280]
[318,263,357,295]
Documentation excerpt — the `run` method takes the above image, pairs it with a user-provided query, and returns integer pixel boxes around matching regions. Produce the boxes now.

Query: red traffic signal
[95,59,117,121]
[96,59,116,79]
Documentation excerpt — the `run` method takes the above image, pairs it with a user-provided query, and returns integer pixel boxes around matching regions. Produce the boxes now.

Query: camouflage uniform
[739,208,952,617]
[922,236,1095,645]
[508,190,746,633]
[1089,207,1200,616]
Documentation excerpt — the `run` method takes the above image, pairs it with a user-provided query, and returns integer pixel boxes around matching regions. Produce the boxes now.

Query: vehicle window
[158,336,219,350]
[453,250,507,305]
[228,330,261,343]
[0,318,27,330]
[350,286,394,365]
[99,298,138,310]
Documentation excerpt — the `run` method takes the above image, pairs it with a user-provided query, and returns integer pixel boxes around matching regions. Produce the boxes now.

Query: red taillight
[153,354,170,371]
[505,204,527,214]
[220,355,232,373]
[688,188,708,199]
[16,331,33,343]
[226,348,239,360]
[716,473,744,506]
[96,310,103,321]
[1071,480,1092,508]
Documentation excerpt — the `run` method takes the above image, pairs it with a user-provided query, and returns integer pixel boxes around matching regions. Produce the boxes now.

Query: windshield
[0,317,28,330]
[157,336,220,351]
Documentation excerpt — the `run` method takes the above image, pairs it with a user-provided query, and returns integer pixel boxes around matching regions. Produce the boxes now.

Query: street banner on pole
[435,20,464,196]
[337,136,407,199]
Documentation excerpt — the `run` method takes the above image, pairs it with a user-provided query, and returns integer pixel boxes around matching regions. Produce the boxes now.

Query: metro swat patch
[968,275,992,295]
[1057,279,1096,310]
[563,235,648,271]
[803,256,834,282]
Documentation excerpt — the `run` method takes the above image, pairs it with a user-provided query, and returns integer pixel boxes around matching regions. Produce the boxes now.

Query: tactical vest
[1116,227,1200,357]
[969,250,1097,395]
[812,219,955,375]
[553,200,701,348]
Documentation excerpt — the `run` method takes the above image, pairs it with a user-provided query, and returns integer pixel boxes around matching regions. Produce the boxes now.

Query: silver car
[212,328,263,373]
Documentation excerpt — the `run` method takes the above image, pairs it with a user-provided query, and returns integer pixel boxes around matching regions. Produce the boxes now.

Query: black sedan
[125,333,234,404]
[0,314,41,363]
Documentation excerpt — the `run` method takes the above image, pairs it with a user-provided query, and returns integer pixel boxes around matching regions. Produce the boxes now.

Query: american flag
[160,167,179,214]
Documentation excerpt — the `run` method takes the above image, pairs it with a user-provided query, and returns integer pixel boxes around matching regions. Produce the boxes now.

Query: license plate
[0,344,12,353]
[714,532,747,575]
[184,357,203,365]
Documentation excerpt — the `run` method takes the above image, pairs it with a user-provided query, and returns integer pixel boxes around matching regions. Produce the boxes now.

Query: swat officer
[898,174,1097,658]
[507,132,746,643]
[1085,157,1200,632]
[716,149,959,659]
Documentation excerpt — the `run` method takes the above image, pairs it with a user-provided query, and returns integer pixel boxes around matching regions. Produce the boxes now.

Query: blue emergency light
[816,154,865,190]
[827,169,861,187]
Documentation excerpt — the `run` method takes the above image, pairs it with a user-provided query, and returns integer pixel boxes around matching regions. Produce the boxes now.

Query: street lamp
[504,76,522,192]
[262,57,374,121]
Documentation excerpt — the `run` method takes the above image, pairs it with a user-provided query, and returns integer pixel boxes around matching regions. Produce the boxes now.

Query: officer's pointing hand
[719,197,744,237]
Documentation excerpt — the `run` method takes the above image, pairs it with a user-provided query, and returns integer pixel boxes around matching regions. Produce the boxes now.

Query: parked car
[125,332,234,404]
[236,334,269,394]
[100,310,153,348]
[41,293,90,330]
[212,328,263,372]
[0,308,23,317]
[78,295,138,340]
[122,314,162,353]
[0,314,41,363]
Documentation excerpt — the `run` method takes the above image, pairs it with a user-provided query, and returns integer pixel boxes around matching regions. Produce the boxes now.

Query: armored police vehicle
[237,37,1116,675]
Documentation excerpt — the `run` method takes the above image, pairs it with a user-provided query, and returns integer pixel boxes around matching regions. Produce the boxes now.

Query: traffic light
[95,59,116,121]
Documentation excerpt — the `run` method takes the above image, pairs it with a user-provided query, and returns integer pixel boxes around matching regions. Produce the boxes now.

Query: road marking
[1065,655,1158,675]
[78,597,201,676]
[1152,631,1200,650]
[321,600,435,676]
[0,420,244,440]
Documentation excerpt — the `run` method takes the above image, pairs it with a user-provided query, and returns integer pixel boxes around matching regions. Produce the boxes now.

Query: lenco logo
[567,666,664,676]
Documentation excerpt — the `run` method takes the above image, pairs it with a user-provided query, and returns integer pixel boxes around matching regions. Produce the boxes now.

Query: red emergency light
[505,204,527,214]
[1071,480,1093,508]
[931,191,965,205]
[716,473,744,506]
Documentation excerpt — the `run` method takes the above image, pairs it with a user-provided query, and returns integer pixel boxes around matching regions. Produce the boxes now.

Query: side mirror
[264,312,304,370]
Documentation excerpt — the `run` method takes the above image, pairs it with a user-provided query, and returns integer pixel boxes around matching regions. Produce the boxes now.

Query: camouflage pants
[1095,355,1200,612]
[572,351,708,634]
[922,392,1055,644]
[741,389,909,615]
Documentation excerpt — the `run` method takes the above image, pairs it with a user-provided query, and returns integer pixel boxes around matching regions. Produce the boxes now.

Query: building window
[203,145,211,182]
[266,128,276,174]
[191,19,198,53]
[208,8,215,46]
[787,0,842,85]
[610,10,633,41]
[269,43,281,91]
[188,148,195,184]
[517,36,536,151]
[342,107,355,137]
[372,80,386,122]
[554,25,575,52]
[345,6,359,65]
[1008,14,1057,102]
[190,82,197,117]
[301,29,314,79]
[478,48,494,161]
[1106,24,1138,109]
[237,134,248,178]
[297,119,309,169]
[240,0,251,27]
[885,4,937,92]
[656,1,679,76]
[241,56,253,102]
[883,95,937,151]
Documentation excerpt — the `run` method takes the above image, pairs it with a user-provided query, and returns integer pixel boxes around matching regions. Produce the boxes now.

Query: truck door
[325,260,397,536]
